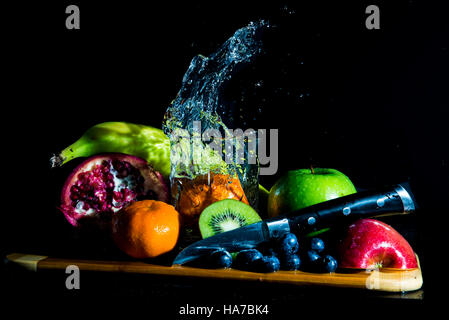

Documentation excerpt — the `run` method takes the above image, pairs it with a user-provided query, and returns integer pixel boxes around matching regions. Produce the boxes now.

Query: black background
[2,0,448,313]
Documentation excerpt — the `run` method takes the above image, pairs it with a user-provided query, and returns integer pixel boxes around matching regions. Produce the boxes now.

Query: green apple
[267,168,356,218]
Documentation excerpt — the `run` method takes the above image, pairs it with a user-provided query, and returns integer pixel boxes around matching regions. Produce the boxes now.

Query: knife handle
[283,183,416,235]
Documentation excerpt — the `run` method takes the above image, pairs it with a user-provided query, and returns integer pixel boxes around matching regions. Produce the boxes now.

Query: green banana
[50,122,171,178]
[51,121,271,207]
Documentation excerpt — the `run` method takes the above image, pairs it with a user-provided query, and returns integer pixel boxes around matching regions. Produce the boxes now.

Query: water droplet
[281,5,296,16]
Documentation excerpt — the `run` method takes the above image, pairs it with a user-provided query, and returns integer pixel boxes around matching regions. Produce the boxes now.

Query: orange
[111,200,180,259]
[172,172,249,227]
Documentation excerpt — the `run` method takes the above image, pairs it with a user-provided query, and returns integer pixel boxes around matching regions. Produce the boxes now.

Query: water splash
[163,20,269,207]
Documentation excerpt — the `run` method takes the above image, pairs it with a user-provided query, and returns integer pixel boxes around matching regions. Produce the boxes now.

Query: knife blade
[172,182,416,265]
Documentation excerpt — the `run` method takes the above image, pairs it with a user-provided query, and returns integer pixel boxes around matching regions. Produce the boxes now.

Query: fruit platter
[7,20,423,295]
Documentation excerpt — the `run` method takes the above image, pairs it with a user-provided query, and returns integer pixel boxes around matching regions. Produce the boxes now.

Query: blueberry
[278,233,299,255]
[235,249,263,270]
[281,254,301,271]
[321,255,338,273]
[254,256,281,273]
[302,250,321,271]
[310,238,325,253]
[207,249,233,268]
[258,242,278,257]
[307,250,321,263]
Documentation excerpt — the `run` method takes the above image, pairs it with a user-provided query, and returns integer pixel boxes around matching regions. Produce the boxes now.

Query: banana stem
[50,139,90,167]
[50,153,66,168]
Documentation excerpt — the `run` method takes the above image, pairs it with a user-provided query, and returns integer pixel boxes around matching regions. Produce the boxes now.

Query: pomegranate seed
[113,191,122,201]
[120,170,128,177]
[70,193,79,200]
[112,160,122,170]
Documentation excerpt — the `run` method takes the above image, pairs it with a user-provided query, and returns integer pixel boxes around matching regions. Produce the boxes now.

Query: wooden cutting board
[6,253,422,292]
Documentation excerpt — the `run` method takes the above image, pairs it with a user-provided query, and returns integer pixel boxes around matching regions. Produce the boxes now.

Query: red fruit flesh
[60,153,169,227]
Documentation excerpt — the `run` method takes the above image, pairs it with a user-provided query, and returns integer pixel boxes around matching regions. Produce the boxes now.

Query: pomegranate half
[60,153,169,227]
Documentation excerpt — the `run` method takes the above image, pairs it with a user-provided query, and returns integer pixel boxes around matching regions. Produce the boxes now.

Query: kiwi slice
[199,199,262,239]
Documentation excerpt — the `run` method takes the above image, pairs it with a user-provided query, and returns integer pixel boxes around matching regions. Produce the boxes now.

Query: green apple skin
[267,168,357,218]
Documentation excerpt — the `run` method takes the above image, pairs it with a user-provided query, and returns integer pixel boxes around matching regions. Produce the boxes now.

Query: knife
[172,183,416,265]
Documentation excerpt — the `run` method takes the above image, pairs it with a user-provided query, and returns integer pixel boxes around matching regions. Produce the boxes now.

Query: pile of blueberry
[200,233,338,273]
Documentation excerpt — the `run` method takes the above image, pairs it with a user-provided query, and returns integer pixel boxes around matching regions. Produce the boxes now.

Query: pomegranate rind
[60,153,169,227]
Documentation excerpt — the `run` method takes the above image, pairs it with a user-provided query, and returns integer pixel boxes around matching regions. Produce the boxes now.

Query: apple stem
[310,166,315,174]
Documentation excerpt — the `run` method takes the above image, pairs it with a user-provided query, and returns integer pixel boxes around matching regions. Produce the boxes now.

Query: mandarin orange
[112,200,180,258]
